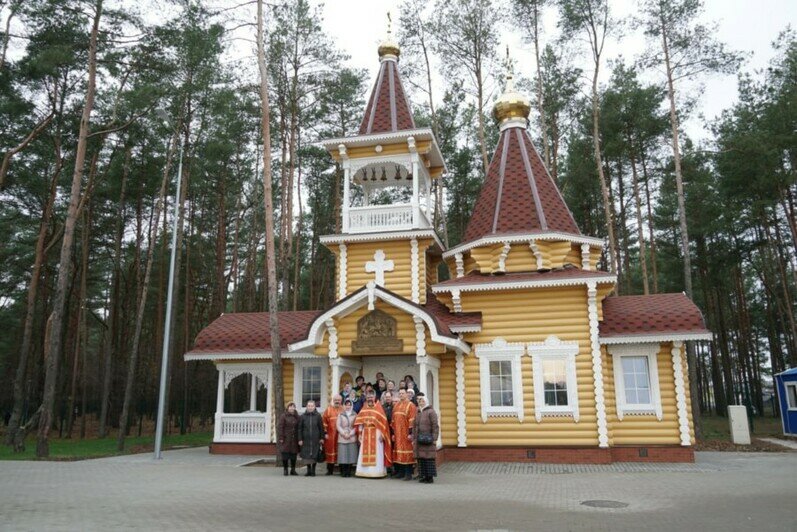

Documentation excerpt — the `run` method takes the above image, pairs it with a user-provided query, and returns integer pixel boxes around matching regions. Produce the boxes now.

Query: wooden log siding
[458,286,600,446]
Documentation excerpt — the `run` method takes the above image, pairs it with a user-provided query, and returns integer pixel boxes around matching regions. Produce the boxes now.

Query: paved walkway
[2,449,796,531]
[759,437,797,450]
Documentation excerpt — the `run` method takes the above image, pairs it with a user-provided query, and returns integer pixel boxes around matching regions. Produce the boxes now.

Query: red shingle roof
[600,293,710,337]
[188,311,322,354]
[434,266,613,289]
[462,126,580,246]
[422,291,482,330]
[358,58,415,135]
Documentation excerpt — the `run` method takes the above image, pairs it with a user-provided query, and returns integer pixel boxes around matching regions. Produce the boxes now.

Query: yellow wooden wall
[439,354,458,446]
[458,286,599,446]
[331,238,435,305]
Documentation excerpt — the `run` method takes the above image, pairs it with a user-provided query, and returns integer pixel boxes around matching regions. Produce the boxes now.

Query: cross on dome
[365,250,394,287]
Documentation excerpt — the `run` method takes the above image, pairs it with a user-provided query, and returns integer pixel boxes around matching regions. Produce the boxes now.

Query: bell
[380,166,387,181]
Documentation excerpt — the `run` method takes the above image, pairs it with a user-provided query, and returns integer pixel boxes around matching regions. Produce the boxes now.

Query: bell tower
[318,16,447,305]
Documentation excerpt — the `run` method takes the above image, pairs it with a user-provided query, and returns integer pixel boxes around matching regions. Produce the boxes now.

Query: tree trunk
[36,0,102,457]
[6,152,62,447]
[98,146,128,438]
[66,208,90,438]
[590,67,618,276]
[640,152,658,293]
[630,155,649,294]
[258,0,284,421]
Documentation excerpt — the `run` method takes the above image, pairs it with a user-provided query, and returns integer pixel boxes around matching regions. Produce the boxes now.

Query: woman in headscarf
[413,392,439,484]
[298,400,325,476]
[277,402,300,476]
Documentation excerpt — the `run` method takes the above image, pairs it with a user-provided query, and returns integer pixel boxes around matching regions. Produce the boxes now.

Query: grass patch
[0,431,212,461]
[700,414,783,441]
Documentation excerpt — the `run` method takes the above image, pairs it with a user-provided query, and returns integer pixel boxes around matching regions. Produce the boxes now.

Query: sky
[319,0,797,142]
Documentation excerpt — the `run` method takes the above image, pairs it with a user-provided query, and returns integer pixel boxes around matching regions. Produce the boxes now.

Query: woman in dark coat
[412,393,439,484]
[277,402,300,476]
[298,400,325,476]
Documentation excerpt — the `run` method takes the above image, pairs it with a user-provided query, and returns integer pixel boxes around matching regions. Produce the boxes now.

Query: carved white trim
[450,324,481,333]
[587,281,609,446]
[289,282,470,354]
[474,338,526,423]
[581,243,591,271]
[186,351,314,361]
[432,274,617,294]
[672,341,691,446]
[497,242,511,273]
[451,288,462,313]
[599,332,713,344]
[529,239,544,270]
[410,238,420,303]
[443,231,604,259]
[414,316,427,359]
[338,244,347,299]
[320,229,444,252]
[608,343,663,421]
[455,353,467,447]
[454,252,464,278]
[528,336,580,424]
[325,319,338,359]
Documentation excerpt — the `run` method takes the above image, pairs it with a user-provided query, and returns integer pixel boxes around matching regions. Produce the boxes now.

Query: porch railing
[214,412,270,443]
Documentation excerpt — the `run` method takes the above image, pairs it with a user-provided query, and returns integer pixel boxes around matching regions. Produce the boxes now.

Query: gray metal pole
[154,141,184,460]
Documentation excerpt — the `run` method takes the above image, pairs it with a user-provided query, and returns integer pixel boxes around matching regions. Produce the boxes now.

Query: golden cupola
[493,48,531,127]
[378,13,400,60]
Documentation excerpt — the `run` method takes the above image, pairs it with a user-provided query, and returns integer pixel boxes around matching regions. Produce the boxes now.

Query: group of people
[277,374,439,483]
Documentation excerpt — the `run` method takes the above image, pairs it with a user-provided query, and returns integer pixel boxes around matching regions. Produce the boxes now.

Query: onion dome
[378,13,400,60]
[493,48,531,126]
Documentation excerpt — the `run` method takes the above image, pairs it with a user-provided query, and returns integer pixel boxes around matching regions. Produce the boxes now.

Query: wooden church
[185,29,711,463]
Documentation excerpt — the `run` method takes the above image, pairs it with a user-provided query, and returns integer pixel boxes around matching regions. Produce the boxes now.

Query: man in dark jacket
[298,400,325,476]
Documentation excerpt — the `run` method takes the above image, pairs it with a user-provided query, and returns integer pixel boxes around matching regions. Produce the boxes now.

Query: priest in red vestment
[391,388,417,480]
[354,390,393,478]
[321,394,343,475]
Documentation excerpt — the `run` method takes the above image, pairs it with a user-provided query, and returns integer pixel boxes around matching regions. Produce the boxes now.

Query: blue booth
[775,367,797,436]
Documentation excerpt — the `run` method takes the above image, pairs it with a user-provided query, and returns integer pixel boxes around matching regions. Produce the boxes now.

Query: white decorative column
[587,281,609,448]
[672,341,691,446]
[529,239,543,270]
[497,242,511,273]
[214,367,225,442]
[581,243,591,270]
[454,252,464,278]
[455,353,467,447]
[249,373,257,411]
[451,289,462,313]
[415,316,428,395]
[327,319,340,395]
[410,238,420,303]
[409,136,420,228]
[338,243,347,299]
[339,144,350,232]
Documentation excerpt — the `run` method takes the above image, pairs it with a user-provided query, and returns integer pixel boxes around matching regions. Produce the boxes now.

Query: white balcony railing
[348,204,431,233]
[214,412,270,443]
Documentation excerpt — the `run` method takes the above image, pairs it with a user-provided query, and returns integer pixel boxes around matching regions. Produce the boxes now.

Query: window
[543,359,568,406]
[301,366,322,406]
[609,344,662,421]
[528,336,580,423]
[621,356,651,405]
[489,360,514,407]
[787,383,797,410]
[293,360,328,412]
[475,339,525,422]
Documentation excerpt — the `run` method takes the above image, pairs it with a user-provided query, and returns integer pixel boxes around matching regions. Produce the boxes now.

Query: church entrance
[361,356,418,387]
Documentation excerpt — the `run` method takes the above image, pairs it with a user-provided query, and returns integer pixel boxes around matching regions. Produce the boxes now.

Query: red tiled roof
[358,58,416,135]
[434,266,614,289]
[600,293,710,337]
[188,311,322,354]
[422,291,482,330]
[462,126,580,246]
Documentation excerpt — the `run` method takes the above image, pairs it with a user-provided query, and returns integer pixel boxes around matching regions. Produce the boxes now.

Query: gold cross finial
[387,12,392,37]
[505,45,515,91]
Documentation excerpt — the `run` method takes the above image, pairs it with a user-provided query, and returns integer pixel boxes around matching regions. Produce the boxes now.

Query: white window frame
[474,338,525,422]
[292,359,328,414]
[528,336,580,423]
[786,382,797,411]
[609,344,663,421]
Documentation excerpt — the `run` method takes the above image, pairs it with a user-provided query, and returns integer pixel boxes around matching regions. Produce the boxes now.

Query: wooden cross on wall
[365,250,394,287]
